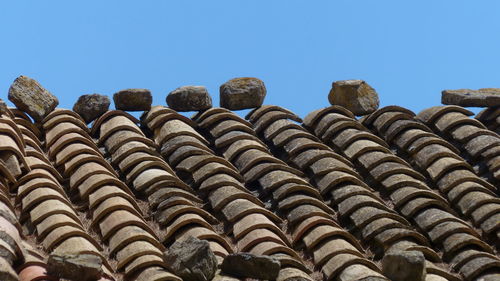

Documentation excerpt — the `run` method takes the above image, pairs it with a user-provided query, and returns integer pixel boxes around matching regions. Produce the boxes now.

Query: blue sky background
[1,1,499,118]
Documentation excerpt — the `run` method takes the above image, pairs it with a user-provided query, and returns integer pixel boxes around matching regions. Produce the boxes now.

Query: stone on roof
[220,77,266,110]
[113,88,152,111]
[328,79,379,116]
[8,75,59,122]
[442,88,500,107]
[167,86,212,112]
[73,94,110,124]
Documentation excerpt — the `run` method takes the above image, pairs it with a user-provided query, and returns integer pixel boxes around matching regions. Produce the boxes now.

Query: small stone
[73,94,110,124]
[220,253,281,280]
[113,88,152,111]
[47,253,102,281]
[8,75,59,122]
[220,77,266,110]
[328,79,379,116]
[167,86,212,111]
[0,99,8,116]
[164,236,217,281]
[442,88,500,107]
[382,250,426,281]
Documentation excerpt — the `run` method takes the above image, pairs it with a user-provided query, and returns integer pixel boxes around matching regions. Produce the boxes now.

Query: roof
[0,100,498,281]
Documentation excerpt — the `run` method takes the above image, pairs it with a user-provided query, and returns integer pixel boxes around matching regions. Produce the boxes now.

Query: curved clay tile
[45,122,90,147]
[363,106,416,127]
[236,228,285,252]
[43,108,86,125]
[132,265,182,281]
[272,127,319,147]
[252,110,301,133]
[321,253,380,281]
[92,110,139,135]
[263,119,304,140]
[416,105,474,124]
[51,135,99,161]
[198,111,253,129]
[372,111,414,134]
[222,139,268,162]
[98,116,144,143]
[99,210,155,241]
[177,154,239,174]
[146,111,197,132]
[0,120,27,154]
[115,240,163,271]
[209,185,263,211]
[157,119,207,147]
[109,225,164,258]
[192,107,231,123]
[246,105,299,123]
[303,106,355,129]
[198,173,247,193]
[163,139,214,164]
[42,113,89,133]
[315,113,355,137]
[234,148,285,173]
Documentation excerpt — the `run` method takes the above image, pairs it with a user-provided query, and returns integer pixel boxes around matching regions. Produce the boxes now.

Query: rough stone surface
[164,236,217,281]
[46,253,102,281]
[442,88,500,107]
[72,94,110,124]
[113,88,152,111]
[220,78,266,110]
[167,86,212,111]
[220,253,281,280]
[7,75,59,122]
[382,250,426,281]
[0,99,8,116]
[328,79,379,116]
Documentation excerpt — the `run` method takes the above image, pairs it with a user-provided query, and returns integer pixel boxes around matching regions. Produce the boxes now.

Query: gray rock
[164,236,217,281]
[47,253,102,281]
[220,77,266,110]
[328,79,379,116]
[167,86,212,112]
[442,88,500,107]
[221,253,281,280]
[0,99,8,116]
[73,94,110,124]
[382,251,426,281]
[113,88,152,111]
[8,75,59,122]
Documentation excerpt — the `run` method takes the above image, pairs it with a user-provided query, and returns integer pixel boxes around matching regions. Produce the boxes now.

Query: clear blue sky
[1,1,499,118]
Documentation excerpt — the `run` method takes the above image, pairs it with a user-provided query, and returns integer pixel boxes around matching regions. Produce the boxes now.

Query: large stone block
[442,88,500,107]
[220,78,266,110]
[73,94,110,123]
[113,88,152,111]
[167,86,212,111]
[8,75,59,122]
[328,79,379,115]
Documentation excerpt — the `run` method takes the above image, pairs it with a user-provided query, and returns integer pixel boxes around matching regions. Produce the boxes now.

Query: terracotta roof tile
[3,97,500,280]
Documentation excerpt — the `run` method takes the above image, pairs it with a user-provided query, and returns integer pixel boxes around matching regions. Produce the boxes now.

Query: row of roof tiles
[0,102,498,281]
